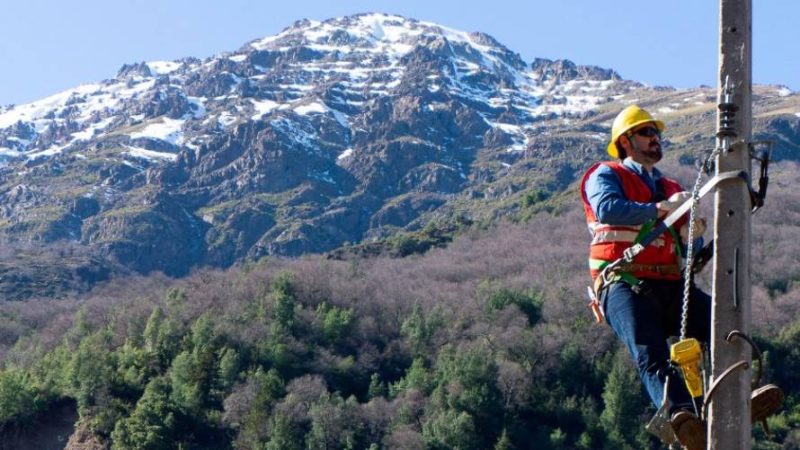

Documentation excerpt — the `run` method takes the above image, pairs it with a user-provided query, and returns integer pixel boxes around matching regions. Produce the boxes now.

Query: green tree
[271,271,298,330]
[265,412,302,450]
[63,307,92,349]
[479,281,543,326]
[65,329,116,417]
[170,350,204,414]
[774,321,800,390]
[111,377,178,450]
[217,347,240,391]
[143,307,181,371]
[423,345,504,449]
[390,357,432,396]
[401,303,444,357]
[599,351,651,450]
[306,393,363,450]
[164,288,187,311]
[493,428,512,450]
[169,313,220,415]
[549,428,567,449]
[31,344,72,397]
[116,340,153,391]
[234,368,286,448]
[422,409,478,450]
[0,368,39,423]
[143,307,166,353]
[367,373,386,400]
[433,345,503,427]
[316,302,354,343]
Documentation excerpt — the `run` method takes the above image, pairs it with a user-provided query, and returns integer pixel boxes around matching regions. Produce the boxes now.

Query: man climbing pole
[580,105,783,450]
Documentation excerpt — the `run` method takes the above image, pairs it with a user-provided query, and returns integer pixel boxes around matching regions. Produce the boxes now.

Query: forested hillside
[0,160,798,449]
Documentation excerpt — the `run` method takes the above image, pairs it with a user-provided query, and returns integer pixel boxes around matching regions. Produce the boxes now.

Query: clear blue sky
[1,0,797,106]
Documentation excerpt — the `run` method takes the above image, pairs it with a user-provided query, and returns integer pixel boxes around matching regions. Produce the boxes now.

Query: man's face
[621,123,662,166]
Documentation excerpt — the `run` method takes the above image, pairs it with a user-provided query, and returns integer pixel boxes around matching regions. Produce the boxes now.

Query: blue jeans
[601,279,711,414]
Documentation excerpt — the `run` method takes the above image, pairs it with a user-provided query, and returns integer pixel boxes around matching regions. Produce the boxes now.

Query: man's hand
[656,191,692,218]
[680,217,707,242]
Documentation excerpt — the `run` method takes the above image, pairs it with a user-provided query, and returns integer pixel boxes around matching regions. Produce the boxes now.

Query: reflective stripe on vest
[589,227,667,248]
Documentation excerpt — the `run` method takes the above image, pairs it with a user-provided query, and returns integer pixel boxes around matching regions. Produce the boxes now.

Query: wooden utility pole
[708,0,752,448]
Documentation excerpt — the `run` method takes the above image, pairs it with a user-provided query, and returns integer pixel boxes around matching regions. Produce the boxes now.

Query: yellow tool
[670,338,704,398]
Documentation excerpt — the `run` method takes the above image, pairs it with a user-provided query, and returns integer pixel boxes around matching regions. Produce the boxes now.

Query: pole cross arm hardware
[703,141,772,212]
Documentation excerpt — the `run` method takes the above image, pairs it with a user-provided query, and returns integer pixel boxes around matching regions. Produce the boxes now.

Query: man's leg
[602,282,679,410]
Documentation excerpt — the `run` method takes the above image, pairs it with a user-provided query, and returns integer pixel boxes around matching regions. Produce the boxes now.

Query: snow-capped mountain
[0,14,631,163]
[0,14,619,160]
[0,13,797,296]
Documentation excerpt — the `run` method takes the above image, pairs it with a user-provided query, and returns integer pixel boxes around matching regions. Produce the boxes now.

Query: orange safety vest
[580,161,685,282]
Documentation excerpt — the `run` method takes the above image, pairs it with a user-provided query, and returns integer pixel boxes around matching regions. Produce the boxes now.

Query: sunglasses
[628,126,661,138]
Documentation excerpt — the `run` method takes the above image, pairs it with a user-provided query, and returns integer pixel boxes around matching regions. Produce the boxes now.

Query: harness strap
[589,259,680,276]
[591,259,641,290]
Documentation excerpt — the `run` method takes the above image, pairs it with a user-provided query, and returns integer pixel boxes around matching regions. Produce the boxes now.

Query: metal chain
[680,147,721,340]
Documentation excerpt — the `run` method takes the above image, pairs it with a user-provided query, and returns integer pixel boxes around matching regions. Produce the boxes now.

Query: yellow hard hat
[606,105,665,158]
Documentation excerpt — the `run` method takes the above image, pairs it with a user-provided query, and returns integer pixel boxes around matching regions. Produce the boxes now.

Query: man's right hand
[656,191,692,218]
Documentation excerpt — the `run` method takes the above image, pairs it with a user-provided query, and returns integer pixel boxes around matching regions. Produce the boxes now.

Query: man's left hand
[680,217,706,241]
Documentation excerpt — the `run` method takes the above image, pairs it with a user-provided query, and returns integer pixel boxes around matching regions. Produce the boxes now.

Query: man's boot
[751,384,783,423]
[670,410,705,450]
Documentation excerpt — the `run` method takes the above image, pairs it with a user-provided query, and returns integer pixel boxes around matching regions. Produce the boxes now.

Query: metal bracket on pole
[748,140,773,212]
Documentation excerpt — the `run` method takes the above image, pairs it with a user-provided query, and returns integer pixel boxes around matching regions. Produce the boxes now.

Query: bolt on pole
[708,0,753,449]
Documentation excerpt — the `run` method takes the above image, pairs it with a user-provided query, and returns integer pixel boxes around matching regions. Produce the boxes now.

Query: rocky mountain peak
[530,57,621,84]
[116,62,154,80]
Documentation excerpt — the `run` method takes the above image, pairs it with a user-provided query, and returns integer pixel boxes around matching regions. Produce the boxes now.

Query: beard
[640,143,662,163]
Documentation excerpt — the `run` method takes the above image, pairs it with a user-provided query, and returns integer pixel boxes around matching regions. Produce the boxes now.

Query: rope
[679,147,721,340]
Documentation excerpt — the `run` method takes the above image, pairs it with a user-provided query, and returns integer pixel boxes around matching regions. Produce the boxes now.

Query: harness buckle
[623,243,645,262]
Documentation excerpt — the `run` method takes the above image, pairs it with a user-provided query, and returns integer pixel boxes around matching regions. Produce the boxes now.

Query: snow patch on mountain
[218,111,237,127]
[124,145,179,162]
[0,83,101,129]
[0,147,22,158]
[27,143,69,160]
[270,118,319,151]
[251,99,280,119]
[129,118,185,144]
[337,148,354,161]
[294,102,328,115]
[72,117,116,141]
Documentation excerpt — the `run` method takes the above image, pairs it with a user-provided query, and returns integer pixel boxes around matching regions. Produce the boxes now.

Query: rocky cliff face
[0,13,798,295]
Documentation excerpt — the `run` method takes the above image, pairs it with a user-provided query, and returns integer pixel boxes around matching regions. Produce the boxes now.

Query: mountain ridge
[0,13,798,298]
